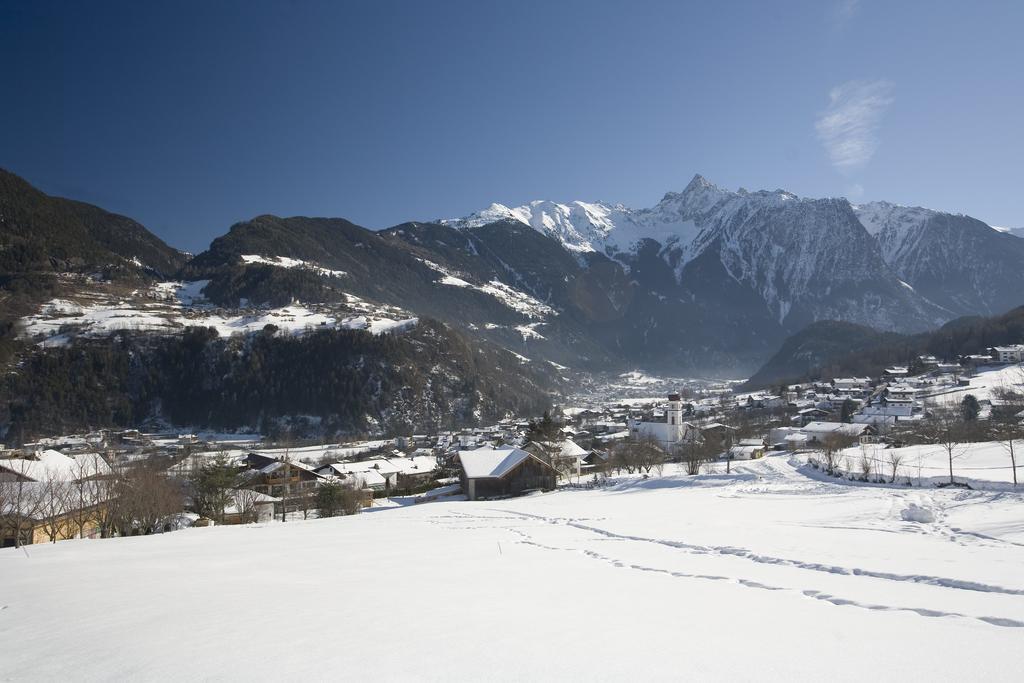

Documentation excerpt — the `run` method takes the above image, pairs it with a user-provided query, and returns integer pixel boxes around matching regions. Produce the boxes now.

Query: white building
[991,345,1024,364]
[629,394,700,450]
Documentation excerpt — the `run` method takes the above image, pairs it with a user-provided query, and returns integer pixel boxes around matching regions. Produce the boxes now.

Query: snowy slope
[2,456,1023,681]
[852,201,938,264]
[19,281,418,344]
[443,178,709,257]
[853,201,1024,315]
[992,226,1024,239]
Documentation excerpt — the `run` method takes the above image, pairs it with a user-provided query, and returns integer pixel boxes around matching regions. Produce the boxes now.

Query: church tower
[667,393,684,445]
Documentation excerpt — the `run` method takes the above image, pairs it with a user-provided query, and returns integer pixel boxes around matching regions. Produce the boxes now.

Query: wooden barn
[457,447,556,501]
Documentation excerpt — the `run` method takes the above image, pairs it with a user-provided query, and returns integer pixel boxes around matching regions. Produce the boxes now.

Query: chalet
[316,464,389,491]
[392,455,438,490]
[580,449,610,473]
[457,447,556,501]
[728,442,765,460]
[962,354,994,370]
[241,453,323,498]
[697,422,738,449]
[832,378,872,399]
[741,394,785,410]
[316,455,439,493]
[793,407,830,426]
[802,422,878,445]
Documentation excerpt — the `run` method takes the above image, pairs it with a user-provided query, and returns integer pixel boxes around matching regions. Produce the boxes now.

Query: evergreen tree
[960,394,980,422]
[190,453,240,523]
[527,410,560,442]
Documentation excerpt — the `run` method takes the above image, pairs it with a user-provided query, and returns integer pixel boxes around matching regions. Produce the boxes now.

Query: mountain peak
[684,173,714,194]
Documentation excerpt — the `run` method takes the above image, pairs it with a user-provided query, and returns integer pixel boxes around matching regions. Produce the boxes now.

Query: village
[2,343,1023,548]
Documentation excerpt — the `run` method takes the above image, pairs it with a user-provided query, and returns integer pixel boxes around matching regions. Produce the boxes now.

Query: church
[628,394,701,450]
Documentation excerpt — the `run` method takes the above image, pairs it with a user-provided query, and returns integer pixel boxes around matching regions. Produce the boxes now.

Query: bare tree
[609,441,636,475]
[552,453,580,485]
[636,439,667,475]
[232,488,264,524]
[111,464,185,535]
[69,453,113,539]
[886,450,905,484]
[858,451,873,482]
[818,434,853,476]
[608,436,665,476]
[0,459,45,548]
[993,420,1022,487]
[922,408,968,486]
[679,438,714,476]
[36,474,74,543]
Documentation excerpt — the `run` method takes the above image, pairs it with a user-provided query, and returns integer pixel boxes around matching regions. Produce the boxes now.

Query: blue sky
[2,0,1022,252]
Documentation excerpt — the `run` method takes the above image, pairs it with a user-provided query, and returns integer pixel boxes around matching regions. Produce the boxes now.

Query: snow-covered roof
[458,447,535,479]
[224,489,280,514]
[559,440,587,459]
[257,459,320,476]
[386,455,437,474]
[347,470,388,488]
[803,422,871,435]
[0,450,111,483]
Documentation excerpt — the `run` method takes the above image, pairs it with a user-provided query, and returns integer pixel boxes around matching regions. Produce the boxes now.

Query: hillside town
[2,343,1022,548]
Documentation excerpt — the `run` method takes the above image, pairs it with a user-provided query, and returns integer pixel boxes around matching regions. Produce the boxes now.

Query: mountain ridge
[3,166,1022,381]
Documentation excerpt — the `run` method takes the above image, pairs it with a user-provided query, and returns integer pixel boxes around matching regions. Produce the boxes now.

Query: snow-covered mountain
[443,192,703,257]
[447,175,956,335]
[853,201,1024,315]
[7,166,1022,389]
[992,225,1024,239]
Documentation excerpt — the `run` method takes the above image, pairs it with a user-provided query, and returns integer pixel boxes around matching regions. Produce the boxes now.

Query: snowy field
[831,440,1022,487]
[2,456,1023,681]
[926,364,1023,405]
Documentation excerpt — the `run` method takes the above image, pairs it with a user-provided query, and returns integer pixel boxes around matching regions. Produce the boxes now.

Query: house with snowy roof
[801,422,877,446]
[0,450,111,483]
[1,451,113,547]
[456,447,556,501]
[242,453,324,498]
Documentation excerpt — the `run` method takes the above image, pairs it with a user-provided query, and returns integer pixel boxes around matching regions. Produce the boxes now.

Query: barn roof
[458,447,537,479]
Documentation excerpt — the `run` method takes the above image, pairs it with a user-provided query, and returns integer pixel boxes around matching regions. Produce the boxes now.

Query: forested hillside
[745,305,1024,388]
[1,319,556,444]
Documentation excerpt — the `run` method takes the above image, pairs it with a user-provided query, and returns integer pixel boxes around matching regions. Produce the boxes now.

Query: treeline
[0,319,555,445]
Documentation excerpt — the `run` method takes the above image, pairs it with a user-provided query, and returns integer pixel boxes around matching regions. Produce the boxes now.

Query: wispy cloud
[815,79,893,172]
[832,0,861,25]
